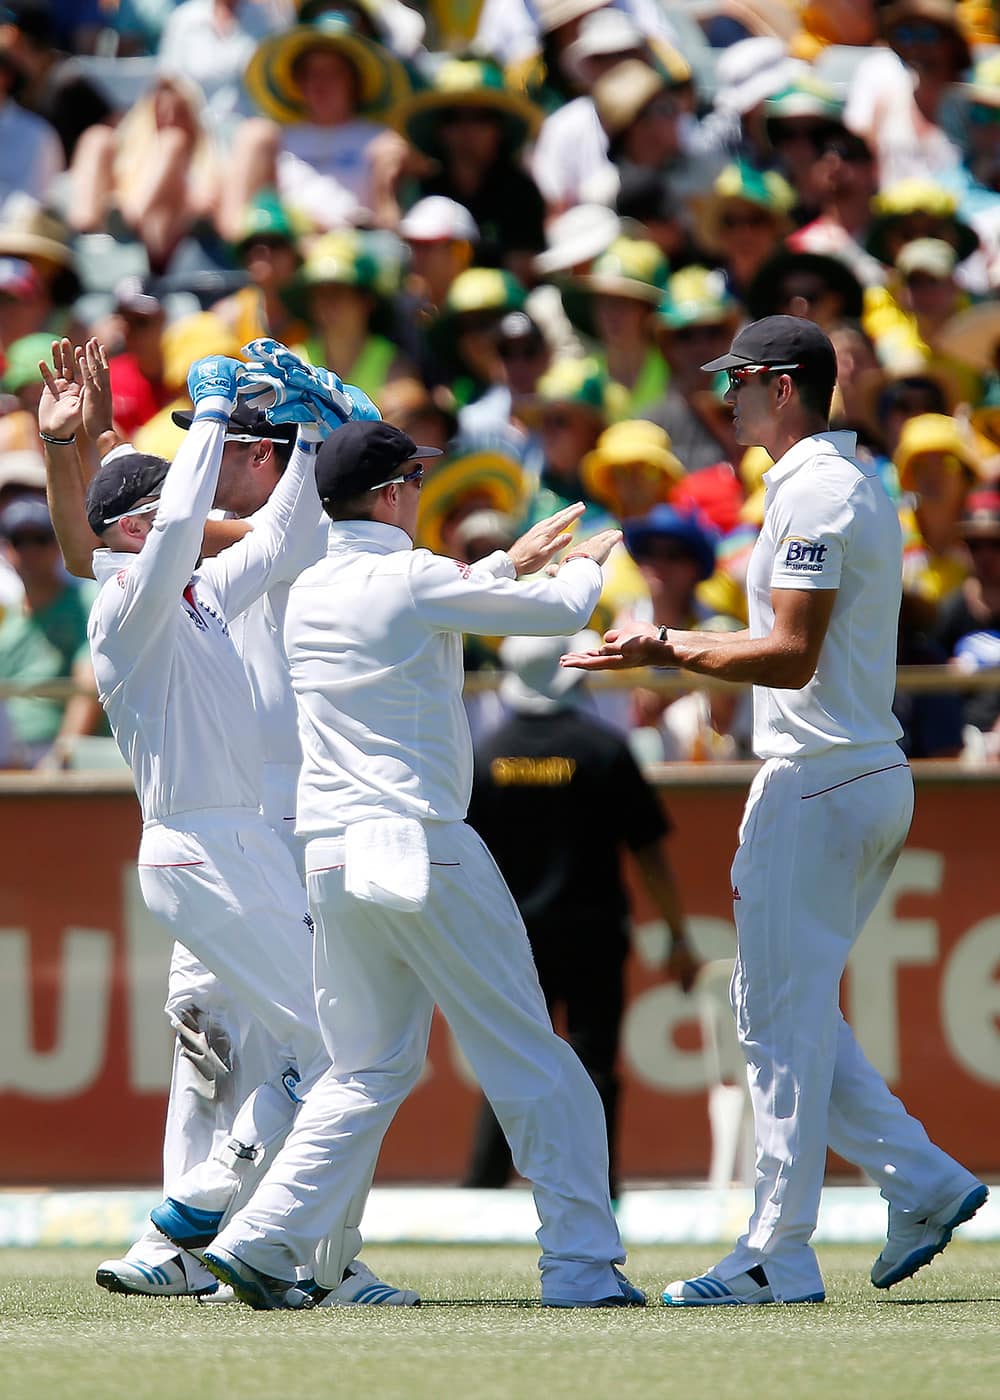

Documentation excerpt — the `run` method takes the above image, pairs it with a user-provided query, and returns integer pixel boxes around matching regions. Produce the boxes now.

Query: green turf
[2,1244,999,1400]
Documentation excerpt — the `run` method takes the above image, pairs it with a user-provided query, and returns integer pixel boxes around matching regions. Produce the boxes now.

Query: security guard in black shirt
[464,631,697,1198]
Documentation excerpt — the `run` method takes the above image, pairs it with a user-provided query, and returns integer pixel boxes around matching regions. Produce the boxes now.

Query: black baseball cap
[171,401,296,445]
[314,421,442,507]
[86,448,170,534]
[701,314,837,385]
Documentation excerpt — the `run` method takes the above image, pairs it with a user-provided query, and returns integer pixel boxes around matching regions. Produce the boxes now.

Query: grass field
[2,1244,999,1400]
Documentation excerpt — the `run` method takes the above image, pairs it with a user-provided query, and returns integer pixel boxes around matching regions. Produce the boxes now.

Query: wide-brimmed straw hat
[282,229,396,330]
[0,197,80,303]
[245,12,409,124]
[592,59,675,144]
[416,439,528,555]
[935,300,1000,374]
[390,56,543,161]
[580,419,683,516]
[429,267,526,350]
[691,161,795,255]
[894,412,983,492]
[560,237,669,339]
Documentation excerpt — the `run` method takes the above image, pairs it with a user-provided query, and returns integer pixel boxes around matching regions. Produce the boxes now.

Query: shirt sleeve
[768,472,852,592]
[409,551,602,637]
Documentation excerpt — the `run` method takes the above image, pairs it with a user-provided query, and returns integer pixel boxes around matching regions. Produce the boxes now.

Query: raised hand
[506,502,585,576]
[37,338,84,442]
[78,339,114,442]
[560,527,623,568]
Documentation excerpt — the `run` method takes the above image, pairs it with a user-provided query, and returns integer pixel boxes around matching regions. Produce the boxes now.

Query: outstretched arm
[562,589,835,690]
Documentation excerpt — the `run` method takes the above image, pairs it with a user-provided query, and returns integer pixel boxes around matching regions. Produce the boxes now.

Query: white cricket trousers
[212,820,626,1300]
[717,744,978,1300]
[137,804,370,1284]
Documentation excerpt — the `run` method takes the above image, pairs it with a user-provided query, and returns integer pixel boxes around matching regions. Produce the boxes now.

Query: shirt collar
[326,519,414,556]
[764,431,858,491]
[92,548,137,583]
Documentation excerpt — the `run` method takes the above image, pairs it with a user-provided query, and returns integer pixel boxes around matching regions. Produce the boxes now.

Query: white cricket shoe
[662,1265,825,1307]
[96,1254,217,1298]
[199,1260,421,1307]
[871,1181,989,1289]
[311,1259,421,1307]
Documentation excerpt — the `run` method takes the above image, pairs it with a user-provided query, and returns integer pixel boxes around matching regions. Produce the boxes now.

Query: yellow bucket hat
[580,419,683,516]
[245,13,410,124]
[416,445,528,555]
[894,413,983,492]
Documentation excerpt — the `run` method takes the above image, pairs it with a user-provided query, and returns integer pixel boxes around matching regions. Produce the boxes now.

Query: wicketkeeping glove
[187,355,244,411]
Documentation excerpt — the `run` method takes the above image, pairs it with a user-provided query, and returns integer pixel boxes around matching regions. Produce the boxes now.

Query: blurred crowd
[2,0,1000,768]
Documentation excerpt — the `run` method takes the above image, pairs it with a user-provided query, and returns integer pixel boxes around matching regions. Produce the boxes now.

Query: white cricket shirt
[746,430,904,759]
[89,411,324,823]
[285,522,604,836]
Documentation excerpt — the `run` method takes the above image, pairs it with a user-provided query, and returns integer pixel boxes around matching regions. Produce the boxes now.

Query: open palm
[37,338,84,442]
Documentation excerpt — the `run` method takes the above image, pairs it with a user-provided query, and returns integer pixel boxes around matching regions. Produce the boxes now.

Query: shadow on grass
[882,1297,1000,1306]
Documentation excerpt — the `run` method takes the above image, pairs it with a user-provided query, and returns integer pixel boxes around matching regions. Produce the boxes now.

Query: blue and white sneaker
[322,1259,420,1307]
[200,1261,421,1308]
[662,1265,825,1307]
[871,1181,989,1289]
[96,1253,218,1298]
[543,1267,646,1308]
[201,1245,313,1311]
[150,1198,225,1251]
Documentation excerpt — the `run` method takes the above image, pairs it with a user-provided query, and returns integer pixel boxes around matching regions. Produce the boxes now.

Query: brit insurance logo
[780,535,828,573]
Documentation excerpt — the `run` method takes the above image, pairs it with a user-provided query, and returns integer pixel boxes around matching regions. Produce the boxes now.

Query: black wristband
[39,430,77,446]
[657,625,669,642]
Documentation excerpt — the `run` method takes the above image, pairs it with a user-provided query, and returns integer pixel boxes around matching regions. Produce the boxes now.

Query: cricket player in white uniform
[198,420,646,1311]
[81,355,414,1305]
[563,317,987,1306]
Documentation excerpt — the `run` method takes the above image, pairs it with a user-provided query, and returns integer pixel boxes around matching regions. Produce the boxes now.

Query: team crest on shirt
[452,560,472,580]
[779,536,828,572]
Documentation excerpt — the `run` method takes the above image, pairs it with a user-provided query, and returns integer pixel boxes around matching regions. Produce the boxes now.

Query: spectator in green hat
[390,57,547,282]
[211,191,309,350]
[515,356,626,532]
[428,265,527,409]
[560,235,670,414]
[763,79,850,219]
[645,266,742,473]
[690,160,795,298]
[287,229,414,403]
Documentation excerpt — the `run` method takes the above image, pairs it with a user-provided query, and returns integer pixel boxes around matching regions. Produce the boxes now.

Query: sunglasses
[499,338,545,361]
[726,362,801,390]
[634,541,693,564]
[103,498,161,525]
[821,136,873,164]
[966,536,1000,553]
[672,324,727,344]
[369,464,424,491]
[890,22,945,45]
[439,107,500,127]
[777,282,827,307]
[7,531,55,548]
[719,208,773,231]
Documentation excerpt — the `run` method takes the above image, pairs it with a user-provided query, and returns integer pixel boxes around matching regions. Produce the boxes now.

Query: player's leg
[401,823,632,1305]
[202,858,434,1292]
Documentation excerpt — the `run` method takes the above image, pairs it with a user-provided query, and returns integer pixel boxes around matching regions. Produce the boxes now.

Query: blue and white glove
[187,355,245,419]
[239,339,380,436]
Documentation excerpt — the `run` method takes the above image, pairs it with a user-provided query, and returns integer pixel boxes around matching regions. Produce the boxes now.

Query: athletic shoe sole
[95,1267,217,1298]
[872,1183,989,1290]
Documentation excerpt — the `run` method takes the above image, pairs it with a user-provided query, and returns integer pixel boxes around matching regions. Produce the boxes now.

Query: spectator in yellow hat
[896,411,984,615]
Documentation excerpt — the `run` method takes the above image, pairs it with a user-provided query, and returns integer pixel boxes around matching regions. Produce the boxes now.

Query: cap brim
[408,444,444,459]
[700,351,755,372]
